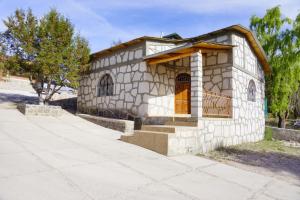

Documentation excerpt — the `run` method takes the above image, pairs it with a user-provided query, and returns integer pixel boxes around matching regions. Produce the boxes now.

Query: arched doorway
[175,73,191,114]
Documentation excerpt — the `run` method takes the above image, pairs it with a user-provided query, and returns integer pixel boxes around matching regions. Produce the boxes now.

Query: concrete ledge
[267,126,300,142]
[77,114,134,134]
[17,103,63,116]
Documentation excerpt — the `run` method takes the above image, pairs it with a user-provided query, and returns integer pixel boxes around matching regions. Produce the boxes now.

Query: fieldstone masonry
[146,41,178,55]
[78,29,266,154]
[203,52,233,96]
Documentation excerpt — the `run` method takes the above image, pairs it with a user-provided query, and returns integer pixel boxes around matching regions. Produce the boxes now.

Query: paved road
[0,108,299,200]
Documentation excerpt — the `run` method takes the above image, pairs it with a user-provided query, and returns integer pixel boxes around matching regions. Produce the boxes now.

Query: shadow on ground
[216,147,300,180]
[0,92,38,105]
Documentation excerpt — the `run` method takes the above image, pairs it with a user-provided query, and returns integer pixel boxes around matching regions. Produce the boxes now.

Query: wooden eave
[144,42,234,65]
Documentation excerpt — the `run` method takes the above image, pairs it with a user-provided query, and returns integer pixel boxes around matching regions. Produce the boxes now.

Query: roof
[90,36,184,60]
[144,41,235,65]
[187,24,271,74]
[163,33,182,40]
[90,24,270,74]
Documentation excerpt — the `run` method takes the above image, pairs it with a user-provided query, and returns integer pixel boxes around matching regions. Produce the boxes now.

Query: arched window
[97,74,114,97]
[247,80,256,102]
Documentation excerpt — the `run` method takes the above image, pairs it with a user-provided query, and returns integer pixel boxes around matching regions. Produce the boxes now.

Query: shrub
[264,127,273,141]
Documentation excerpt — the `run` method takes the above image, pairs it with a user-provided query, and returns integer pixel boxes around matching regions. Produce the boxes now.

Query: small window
[97,74,114,97]
[247,80,256,102]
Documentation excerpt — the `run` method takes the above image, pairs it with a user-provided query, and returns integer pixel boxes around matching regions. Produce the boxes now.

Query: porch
[144,41,234,120]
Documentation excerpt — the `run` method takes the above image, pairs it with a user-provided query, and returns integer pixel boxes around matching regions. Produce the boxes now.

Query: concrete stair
[165,121,197,126]
[140,125,176,133]
[121,129,170,155]
[165,117,198,127]
[121,117,197,155]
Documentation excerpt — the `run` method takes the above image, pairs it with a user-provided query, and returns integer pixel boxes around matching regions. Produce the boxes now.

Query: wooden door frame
[175,73,191,114]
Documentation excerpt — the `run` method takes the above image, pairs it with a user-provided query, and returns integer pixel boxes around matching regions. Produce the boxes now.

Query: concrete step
[170,117,197,122]
[120,134,133,142]
[120,130,170,155]
[165,121,197,127]
[141,125,176,133]
[143,116,197,126]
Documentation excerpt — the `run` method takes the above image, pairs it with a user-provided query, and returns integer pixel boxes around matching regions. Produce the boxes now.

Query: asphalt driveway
[0,108,299,200]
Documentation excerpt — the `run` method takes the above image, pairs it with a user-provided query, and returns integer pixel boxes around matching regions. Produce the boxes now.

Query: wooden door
[175,73,191,114]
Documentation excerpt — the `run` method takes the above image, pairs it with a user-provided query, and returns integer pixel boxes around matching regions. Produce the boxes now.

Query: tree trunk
[278,116,286,128]
[278,112,288,128]
[38,92,44,105]
[44,100,49,105]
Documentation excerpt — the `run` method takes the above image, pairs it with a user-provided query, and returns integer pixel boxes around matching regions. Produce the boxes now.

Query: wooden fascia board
[146,51,199,65]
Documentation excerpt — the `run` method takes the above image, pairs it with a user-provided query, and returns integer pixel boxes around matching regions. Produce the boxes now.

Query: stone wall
[146,41,178,55]
[232,33,264,81]
[78,62,148,118]
[202,51,232,96]
[77,42,149,120]
[204,33,231,44]
[90,43,145,72]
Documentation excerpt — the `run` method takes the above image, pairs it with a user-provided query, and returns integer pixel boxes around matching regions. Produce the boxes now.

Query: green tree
[250,6,300,128]
[0,44,4,79]
[3,8,90,104]
[0,31,22,77]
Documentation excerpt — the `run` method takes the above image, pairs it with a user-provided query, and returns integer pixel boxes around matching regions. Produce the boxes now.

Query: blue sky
[0,0,299,53]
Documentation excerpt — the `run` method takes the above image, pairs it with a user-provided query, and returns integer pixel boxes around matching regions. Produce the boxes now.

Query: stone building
[78,25,270,155]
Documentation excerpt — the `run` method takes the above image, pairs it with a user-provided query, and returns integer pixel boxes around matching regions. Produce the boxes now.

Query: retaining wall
[77,114,134,134]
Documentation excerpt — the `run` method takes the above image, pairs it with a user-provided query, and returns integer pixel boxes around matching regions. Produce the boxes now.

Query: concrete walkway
[0,108,299,200]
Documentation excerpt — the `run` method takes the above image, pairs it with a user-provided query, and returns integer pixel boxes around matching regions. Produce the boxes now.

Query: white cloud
[0,0,299,51]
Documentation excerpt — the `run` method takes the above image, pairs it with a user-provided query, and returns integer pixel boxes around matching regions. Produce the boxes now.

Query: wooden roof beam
[147,51,197,65]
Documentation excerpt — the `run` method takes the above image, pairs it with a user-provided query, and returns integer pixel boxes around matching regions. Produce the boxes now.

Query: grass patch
[231,140,299,155]
[200,129,300,181]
